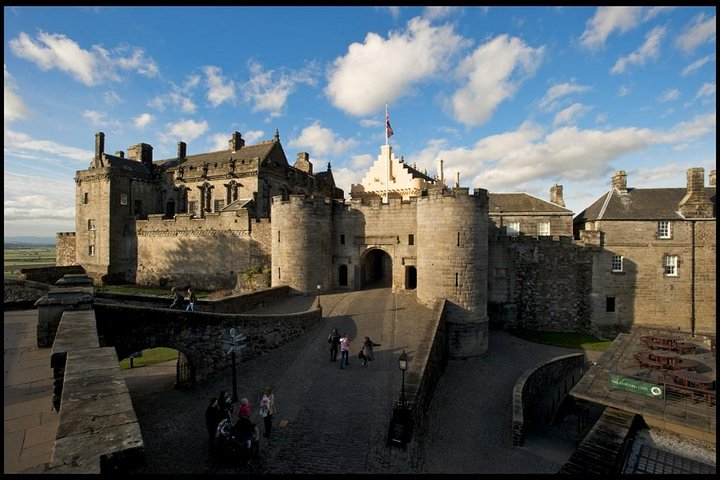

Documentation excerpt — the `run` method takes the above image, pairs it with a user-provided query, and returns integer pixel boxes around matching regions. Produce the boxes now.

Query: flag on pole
[386,106,394,139]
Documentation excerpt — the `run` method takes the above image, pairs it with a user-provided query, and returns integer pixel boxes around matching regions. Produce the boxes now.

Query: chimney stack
[127,143,153,166]
[678,167,713,218]
[95,132,105,161]
[229,131,244,151]
[177,141,186,159]
[550,184,565,207]
[294,152,312,174]
[710,169,716,187]
[612,170,627,192]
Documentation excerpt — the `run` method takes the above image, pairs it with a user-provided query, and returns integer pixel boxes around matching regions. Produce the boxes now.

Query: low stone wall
[4,278,52,309]
[18,265,86,285]
[397,299,447,467]
[512,353,587,446]
[48,310,144,473]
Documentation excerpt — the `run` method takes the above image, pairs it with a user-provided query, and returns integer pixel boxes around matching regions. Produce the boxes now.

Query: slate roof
[104,155,153,174]
[401,162,434,182]
[488,193,571,214]
[161,140,283,170]
[574,187,716,223]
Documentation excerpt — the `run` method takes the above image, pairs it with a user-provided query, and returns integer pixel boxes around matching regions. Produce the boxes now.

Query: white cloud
[675,13,716,54]
[538,81,591,110]
[164,119,209,143]
[288,121,358,157]
[243,130,264,144]
[4,129,93,164]
[658,89,680,103]
[579,7,645,50]
[203,65,236,107]
[695,82,716,101]
[681,54,715,76]
[360,118,382,128]
[618,84,631,96]
[9,31,158,86]
[133,113,154,129]
[209,133,229,151]
[148,76,198,114]
[4,65,29,123]
[242,60,316,118]
[611,26,665,74]
[553,103,591,127]
[103,90,122,106]
[4,172,76,224]
[446,35,544,127]
[423,6,462,21]
[409,112,715,198]
[325,17,469,117]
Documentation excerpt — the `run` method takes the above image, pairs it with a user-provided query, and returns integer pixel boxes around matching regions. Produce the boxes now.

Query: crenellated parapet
[136,210,252,236]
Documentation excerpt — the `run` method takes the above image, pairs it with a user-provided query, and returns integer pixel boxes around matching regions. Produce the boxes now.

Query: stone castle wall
[271,195,333,294]
[56,232,77,266]
[417,187,489,357]
[134,210,271,290]
[488,236,595,333]
[592,218,716,337]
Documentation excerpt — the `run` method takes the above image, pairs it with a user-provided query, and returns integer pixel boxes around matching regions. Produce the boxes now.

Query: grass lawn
[119,347,179,370]
[510,329,612,351]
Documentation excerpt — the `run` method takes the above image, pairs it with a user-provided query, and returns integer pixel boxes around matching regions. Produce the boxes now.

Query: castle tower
[416,186,490,357]
[270,195,333,294]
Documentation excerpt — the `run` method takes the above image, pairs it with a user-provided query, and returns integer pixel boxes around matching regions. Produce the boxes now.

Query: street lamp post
[398,350,408,407]
[316,284,322,310]
[222,328,246,405]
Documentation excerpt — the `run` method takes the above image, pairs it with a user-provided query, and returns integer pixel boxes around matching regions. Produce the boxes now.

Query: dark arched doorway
[339,264,348,286]
[361,248,392,289]
[405,266,417,290]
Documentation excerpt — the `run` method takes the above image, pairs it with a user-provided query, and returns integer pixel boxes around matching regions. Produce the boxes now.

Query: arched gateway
[359,248,392,290]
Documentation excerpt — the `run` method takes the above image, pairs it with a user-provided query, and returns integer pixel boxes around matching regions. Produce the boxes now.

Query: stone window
[83,192,89,204]
[88,245,95,256]
[506,222,520,236]
[408,234,414,246]
[611,255,623,272]
[663,255,678,276]
[87,219,96,231]
[214,199,225,212]
[188,201,197,215]
[536,221,550,236]
[340,234,345,245]
[606,296,616,313]
[120,193,128,205]
[658,221,671,239]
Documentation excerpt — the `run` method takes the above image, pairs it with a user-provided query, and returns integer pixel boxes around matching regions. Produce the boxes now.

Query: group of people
[328,328,380,370]
[205,385,278,458]
[170,286,197,312]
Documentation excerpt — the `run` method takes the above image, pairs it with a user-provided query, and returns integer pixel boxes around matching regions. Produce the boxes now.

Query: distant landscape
[4,242,56,278]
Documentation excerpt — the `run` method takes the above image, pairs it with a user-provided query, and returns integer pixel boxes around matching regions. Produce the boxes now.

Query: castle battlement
[56,232,76,238]
[136,210,251,232]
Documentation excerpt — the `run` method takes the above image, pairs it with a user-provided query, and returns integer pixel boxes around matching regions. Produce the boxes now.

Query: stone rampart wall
[55,232,77,266]
[511,353,587,446]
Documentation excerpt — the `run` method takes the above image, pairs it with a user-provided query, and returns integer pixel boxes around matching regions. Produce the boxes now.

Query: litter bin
[387,404,413,447]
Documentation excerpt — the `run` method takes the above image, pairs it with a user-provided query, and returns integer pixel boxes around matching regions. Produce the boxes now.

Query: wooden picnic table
[648,350,680,369]
[673,370,715,389]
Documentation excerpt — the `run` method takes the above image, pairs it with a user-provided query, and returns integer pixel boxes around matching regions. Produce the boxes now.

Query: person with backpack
[327,327,341,362]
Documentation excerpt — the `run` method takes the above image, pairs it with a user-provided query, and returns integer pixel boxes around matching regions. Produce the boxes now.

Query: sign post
[222,328,247,403]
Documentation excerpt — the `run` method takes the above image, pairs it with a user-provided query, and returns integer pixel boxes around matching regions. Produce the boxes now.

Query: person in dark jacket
[361,336,381,368]
[170,287,184,309]
[205,397,224,450]
[328,327,341,362]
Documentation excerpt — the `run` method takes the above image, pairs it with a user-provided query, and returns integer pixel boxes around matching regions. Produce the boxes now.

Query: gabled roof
[574,187,717,223]
[488,192,571,214]
[104,155,153,174]
[401,162,434,182]
[161,140,283,170]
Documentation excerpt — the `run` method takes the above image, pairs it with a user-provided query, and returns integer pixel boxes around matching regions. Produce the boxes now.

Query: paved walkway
[4,289,598,474]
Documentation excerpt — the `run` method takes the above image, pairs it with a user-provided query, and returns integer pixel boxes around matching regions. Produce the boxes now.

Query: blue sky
[4,6,716,238]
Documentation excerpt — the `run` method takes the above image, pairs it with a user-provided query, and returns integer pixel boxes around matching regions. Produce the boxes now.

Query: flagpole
[385,103,389,203]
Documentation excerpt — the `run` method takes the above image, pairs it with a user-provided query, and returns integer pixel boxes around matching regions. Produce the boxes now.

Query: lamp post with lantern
[316,284,322,310]
[398,350,408,407]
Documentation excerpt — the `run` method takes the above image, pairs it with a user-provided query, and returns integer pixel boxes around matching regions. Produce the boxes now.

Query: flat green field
[4,245,56,278]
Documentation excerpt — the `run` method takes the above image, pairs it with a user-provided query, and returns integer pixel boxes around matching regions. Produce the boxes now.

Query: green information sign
[609,374,664,398]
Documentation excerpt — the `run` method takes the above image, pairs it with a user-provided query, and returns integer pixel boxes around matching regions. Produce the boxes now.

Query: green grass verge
[510,330,611,351]
[119,347,179,370]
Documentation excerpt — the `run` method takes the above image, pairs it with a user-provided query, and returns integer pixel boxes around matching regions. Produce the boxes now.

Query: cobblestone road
[126,288,588,474]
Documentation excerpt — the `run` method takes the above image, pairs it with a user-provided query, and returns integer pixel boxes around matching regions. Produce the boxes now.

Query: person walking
[170,287,184,309]
[327,327,341,362]
[205,397,224,451]
[185,287,197,312]
[259,386,277,438]
[361,336,381,369]
[219,387,232,419]
[339,333,351,369]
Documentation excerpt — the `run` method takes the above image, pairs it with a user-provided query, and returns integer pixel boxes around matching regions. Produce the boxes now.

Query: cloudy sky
[4,6,716,238]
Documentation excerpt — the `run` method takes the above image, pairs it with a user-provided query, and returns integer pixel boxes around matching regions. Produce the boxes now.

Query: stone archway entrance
[339,264,348,287]
[360,248,392,289]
